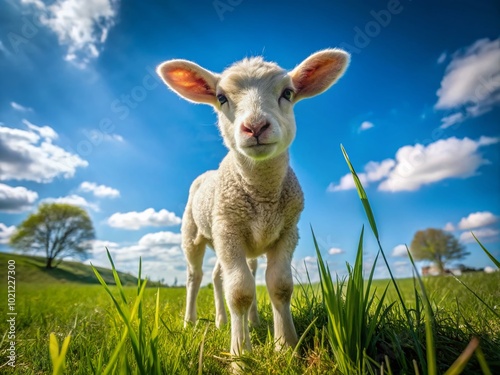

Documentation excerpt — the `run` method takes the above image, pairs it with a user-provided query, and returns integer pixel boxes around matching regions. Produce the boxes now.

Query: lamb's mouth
[244,142,277,149]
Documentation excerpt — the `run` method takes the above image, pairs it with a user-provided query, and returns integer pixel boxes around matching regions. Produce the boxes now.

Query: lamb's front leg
[218,249,255,356]
[266,232,299,349]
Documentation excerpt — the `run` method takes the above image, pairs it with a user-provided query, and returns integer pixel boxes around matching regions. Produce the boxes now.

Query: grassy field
[2,153,499,374]
[0,251,499,374]
[0,252,139,286]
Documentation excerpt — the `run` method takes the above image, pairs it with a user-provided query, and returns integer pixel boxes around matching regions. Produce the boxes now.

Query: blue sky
[1,0,499,284]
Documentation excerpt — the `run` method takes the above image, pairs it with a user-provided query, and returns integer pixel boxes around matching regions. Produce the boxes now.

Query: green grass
[0,254,499,374]
[1,146,499,374]
[0,252,139,286]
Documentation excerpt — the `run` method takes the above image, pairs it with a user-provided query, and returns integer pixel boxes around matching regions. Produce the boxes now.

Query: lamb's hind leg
[212,259,227,327]
[247,258,260,326]
[182,205,206,326]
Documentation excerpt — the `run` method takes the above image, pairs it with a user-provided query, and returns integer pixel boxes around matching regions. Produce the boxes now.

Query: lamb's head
[157,49,349,161]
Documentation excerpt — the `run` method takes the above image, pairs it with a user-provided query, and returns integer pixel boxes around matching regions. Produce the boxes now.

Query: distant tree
[410,228,469,275]
[9,203,95,269]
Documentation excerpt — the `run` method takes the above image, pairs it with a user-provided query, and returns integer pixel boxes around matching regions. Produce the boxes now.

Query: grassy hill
[0,251,139,286]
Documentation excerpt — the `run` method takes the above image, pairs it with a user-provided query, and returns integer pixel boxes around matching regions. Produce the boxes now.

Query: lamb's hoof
[230,359,247,374]
[215,315,227,328]
[249,317,260,328]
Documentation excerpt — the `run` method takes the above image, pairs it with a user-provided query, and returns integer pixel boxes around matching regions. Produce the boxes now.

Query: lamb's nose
[241,121,270,138]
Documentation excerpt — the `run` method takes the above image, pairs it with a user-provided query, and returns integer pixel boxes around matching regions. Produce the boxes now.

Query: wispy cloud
[435,38,500,129]
[20,0,119,68]
[359,121,374,132]
[43,194,99,212]
[437,51,447,64]
[79,181,120,198]
[10,101,33,112]
[328,247,344,255]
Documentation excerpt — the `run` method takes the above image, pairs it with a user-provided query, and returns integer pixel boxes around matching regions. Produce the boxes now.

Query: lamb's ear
[290,49,350,102]
[156,60,219,105]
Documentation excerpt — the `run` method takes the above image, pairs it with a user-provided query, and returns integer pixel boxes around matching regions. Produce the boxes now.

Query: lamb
[156,49,349,362]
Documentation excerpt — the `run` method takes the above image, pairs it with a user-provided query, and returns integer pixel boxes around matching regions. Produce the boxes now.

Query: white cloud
[10,102,33,112]
[89,239,120,252]
[79,181,120,198]
[330,137,498,192]
[327,173,367,192]
[392,244,408,257]
[0,223,16,244]
[437,52,447,64]
[458,211,498,230]
[459,228,499,243]
[21,0,45,9]
[138,231,182,247]
[0,122,88,183]
[379,136,499,192]
[23,119,58,140]
[436,38,500,128]
[439,112,465,129]
[21,0,119,68]
[328,247,344,255]
[43,194,99,212]
[328,159,394,191]
[0,183,38,213]
[359,121,374,131]
[108,208,182,230]
[85,231,187,284]
[443,222,455,232]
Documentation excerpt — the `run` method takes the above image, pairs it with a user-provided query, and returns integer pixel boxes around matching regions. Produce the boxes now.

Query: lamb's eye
[217,94,228,105]
[281,88,294,102]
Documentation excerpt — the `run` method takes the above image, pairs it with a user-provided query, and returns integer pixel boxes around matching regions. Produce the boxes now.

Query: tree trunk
[436,259,445,275]
[46,257,54,269]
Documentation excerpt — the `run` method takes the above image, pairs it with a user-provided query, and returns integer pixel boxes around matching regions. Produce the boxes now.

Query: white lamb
[156,49,349,361]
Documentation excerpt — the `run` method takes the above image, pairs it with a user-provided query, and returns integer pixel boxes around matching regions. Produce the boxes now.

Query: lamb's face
[157,49,350,161]
[215,59,296,161]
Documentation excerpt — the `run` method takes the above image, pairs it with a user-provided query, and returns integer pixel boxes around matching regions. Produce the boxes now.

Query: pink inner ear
[293,54,347,98]
[167,68,215,96]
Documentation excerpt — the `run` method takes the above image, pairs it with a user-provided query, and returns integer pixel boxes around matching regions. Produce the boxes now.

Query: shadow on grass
[38,263,138,286]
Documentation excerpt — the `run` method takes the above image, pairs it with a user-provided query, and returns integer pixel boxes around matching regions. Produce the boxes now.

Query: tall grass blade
[443,337,479,375]
[340,144,427,371]
[288,317,318,368]
[49,333,71,375]
[198,325,209,375]
[92,253,149,375]
[475,345,493,375]
[406,246,436,375]
[472,233,500,268]
[105,248,128,304]
[341,144,378,239]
